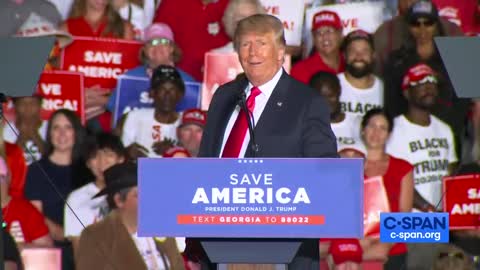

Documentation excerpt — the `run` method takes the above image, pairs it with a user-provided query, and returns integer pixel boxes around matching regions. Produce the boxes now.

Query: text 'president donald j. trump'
[190,14,338,270]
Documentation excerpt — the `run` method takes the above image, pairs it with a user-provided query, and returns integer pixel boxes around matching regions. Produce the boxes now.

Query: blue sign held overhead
[380,212,449,243]
[137,158,364,239]
[113,75,201,124]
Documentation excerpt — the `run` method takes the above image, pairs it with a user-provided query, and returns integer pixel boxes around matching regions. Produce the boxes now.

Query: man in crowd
[291,10,345,84]
[176,108,206,157]
[121,65,184,159]
[107,23,196,113]
[4,96,47,165]
[76,162,185,270]
[386,63,457,270]
[309,71,361,150]
[338,30,384,118]
[192,14,337,270]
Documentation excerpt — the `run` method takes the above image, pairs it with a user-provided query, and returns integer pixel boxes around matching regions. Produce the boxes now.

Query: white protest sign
[260,0,305,46]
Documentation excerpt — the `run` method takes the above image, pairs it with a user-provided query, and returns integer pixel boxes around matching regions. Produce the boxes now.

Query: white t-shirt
[118,3,147,40]
[121,108,181,157]
[64,183,108,237]
[3,120,48,165]
[338,73,384,117]
[132,234,169,270]
[386,115,457,209]
[331,113,362,150]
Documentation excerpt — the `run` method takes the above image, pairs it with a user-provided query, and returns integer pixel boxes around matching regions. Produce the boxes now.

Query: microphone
[238,91,259,157]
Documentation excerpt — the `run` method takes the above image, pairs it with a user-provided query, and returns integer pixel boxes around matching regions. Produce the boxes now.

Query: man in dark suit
[186,14,338,270]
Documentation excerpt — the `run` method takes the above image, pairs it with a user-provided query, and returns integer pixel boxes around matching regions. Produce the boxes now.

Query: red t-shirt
[3,198,49,243]
[432,0,477,35]
[290,53,345,85]
[65,17,113,38]
[153,0,230,81]
[380,155,413,255]
[6,143,27,198]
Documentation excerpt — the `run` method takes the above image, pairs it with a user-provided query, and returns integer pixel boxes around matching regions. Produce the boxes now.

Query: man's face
[15,97,41,120]
[312,81,340,117]
[177,124,203,157]
[150,81,184,113]
[144,38,174,68]
[406,82,438,110]
[237,31,285,86]
[313,26,342,56]
[345,39,374,78]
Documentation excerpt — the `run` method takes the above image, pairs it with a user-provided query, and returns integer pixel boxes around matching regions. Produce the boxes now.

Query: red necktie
[221,87,262,157]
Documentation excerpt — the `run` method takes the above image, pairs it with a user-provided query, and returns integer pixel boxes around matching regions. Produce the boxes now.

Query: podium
[138,158,364,269]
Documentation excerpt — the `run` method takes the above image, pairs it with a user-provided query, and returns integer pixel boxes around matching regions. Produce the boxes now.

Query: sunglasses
[147,38,171,46]
[410,19,436,27]
[438,252,465,260]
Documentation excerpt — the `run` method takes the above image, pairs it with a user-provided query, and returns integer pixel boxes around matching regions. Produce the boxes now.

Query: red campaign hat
[328,239,363,265]
[163,146,191,158]
[181,108,207,127]
[402,63,438,91]
[312,10,342,31]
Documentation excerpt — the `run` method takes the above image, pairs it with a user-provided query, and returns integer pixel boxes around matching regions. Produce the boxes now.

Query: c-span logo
[380,212,449,243]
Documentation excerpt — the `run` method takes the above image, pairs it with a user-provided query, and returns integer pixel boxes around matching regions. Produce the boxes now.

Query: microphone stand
[239,92,259,158]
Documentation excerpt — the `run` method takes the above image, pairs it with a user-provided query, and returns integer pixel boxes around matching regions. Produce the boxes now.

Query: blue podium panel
[138,158,363,239]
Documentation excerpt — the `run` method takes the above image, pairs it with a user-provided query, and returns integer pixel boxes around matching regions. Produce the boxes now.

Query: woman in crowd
[359,108,414,270]
[382,0,469,158]
[61,0,134,39]
[24,109,87,241]
[24,109,88,270]
[60,0,135,133]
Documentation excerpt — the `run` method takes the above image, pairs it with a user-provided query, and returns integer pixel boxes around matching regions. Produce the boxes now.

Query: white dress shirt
[219,68,283,157]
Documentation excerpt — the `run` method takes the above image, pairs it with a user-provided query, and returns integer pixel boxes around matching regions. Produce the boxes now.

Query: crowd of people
[1,0,480,270]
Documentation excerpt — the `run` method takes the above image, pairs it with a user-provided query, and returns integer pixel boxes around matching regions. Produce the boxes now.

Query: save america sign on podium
[137,158,363,239]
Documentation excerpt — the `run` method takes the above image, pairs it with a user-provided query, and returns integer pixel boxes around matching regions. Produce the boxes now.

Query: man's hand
[152,138,176,156]
[126,143,149,159]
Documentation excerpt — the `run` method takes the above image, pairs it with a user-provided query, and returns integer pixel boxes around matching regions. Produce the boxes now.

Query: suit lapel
[245,71,291,157]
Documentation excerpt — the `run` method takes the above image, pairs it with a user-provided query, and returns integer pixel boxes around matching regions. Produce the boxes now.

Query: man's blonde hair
[233,14,286,51]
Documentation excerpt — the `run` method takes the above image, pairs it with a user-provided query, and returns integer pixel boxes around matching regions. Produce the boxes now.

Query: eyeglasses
[147,38,171,46]
[410,19,436,27]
